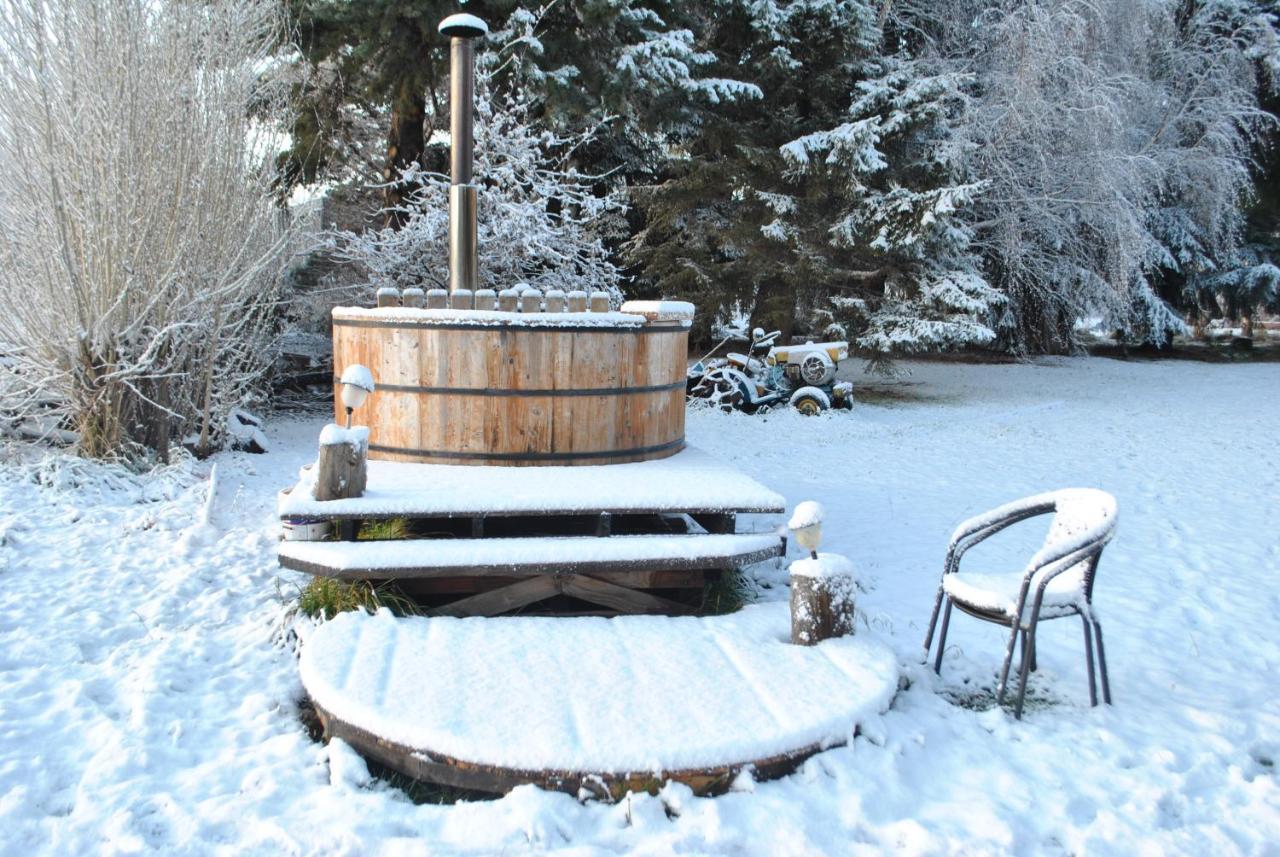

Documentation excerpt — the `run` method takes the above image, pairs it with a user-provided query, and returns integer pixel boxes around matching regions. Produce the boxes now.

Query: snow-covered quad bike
[687,328,854,415]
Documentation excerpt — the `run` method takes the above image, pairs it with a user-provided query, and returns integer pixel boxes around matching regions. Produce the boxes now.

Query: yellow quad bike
[687,328,854,415]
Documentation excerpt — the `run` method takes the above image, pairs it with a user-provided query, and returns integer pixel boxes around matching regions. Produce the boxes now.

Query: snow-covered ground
[1,357,1277,855]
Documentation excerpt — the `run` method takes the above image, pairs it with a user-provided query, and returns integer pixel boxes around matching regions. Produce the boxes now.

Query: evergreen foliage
[285,0,1279,356]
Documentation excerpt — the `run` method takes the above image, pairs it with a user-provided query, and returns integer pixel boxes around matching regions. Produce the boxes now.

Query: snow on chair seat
[300,603,898,798]
[942,570,1084,623]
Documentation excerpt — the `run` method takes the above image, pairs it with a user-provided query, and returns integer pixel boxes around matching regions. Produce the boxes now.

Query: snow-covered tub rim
[331,306,692,331]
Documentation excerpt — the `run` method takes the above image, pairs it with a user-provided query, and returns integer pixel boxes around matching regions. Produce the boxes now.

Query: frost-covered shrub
[0,0,300,459]
[328,83,626,302]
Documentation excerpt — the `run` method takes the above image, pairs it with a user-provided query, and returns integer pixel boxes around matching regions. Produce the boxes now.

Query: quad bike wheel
[789,385,830,416]
[798,350,836,386]
[698,367,754,413]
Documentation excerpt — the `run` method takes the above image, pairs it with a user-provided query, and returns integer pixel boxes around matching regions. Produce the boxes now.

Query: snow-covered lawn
[1,358,1277,855]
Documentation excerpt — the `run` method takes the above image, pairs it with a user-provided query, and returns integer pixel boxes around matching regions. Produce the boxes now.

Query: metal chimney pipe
[438,13,488,293]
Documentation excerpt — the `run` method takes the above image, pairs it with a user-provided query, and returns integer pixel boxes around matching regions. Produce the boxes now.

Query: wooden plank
[313,698,851,801]
[427,576,559,617]
[559,575,694,615]
[277,537,783,581]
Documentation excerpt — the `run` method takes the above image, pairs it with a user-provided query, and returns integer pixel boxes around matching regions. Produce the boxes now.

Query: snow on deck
[278,445,786,519]
[279,533,783,577]
[299,603,898,773]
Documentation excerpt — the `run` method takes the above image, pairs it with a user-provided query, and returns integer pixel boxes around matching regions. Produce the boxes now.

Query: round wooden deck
[300,603,899,799]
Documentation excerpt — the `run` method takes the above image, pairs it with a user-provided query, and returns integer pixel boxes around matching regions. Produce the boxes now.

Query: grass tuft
[701,569,753,615]
[297,577,421,620]
[357,518,411,540]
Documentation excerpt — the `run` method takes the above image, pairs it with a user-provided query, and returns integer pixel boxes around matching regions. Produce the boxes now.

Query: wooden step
[278,533,785,580]
[277,446,785,521]
[300,604,900,798]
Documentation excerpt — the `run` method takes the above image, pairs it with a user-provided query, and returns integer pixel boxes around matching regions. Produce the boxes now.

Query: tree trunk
[790,565,856,645]
[383,86,426,229]
[751,275,796,343]
[314,432,368,501]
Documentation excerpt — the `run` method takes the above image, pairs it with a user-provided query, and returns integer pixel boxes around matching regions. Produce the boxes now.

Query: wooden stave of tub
[332,309,690,466]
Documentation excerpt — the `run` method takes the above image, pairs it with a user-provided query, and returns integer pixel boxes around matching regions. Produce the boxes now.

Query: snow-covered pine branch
[780,54,1002,358]
[328,81,626,302]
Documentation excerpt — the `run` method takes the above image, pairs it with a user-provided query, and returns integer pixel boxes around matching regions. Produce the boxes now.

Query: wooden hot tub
[332,300,693,466]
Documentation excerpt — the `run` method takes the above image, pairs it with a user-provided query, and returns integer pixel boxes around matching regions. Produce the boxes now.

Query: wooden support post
[313,426,369,502]
[498,289,518,312]
[589,291,610,312]
[790,555,857,646]
[427,288,449,309]
[520,289,543,313]
[338,519,358,541]
[567,290,587,312]
[452,288,474,310]
[376,287,400,307]
[544,289,566,313]
[595,512,612,538]
[471,516,485,538]
[401,288,425,308]
[474,289,497,311]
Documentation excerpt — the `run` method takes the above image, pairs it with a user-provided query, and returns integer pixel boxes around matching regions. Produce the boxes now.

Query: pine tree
[626,0,883,343]
[780,56,1003,360]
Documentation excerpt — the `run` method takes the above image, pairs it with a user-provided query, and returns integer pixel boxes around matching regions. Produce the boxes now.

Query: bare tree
[0,0,301,459]
[948,0,1275,350]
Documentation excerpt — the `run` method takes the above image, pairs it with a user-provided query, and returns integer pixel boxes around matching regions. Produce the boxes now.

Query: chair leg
[1093,620,1112,705]
[1014,629,1034,719]
[933,599,953,674]
[1081,615,1098,707]
[1029,633,1037,672]
[996,621,1021,704]
[923,586,946,658]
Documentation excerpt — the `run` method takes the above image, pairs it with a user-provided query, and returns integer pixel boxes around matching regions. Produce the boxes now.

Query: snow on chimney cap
[438,13,488,38]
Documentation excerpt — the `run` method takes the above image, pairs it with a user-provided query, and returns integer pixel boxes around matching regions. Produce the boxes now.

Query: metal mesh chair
[922,489,1119,718]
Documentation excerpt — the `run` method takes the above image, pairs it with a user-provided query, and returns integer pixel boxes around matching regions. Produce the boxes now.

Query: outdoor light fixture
[339,364,375,429]
[788,500,824,560]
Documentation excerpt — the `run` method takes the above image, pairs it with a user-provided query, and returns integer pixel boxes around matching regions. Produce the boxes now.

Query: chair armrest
[943,497,1058,576]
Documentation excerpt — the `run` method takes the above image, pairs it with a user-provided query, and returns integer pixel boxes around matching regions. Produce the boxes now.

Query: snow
[789,552,856,583]
[2,358,1279,854]
[278,445,786,518]
[279,533,782,575]
[942,570,1081,620]
[619,299,696,321]
[787,499,824,531]
[437,13,488,36]
[300,604,898,773]
[316,424,368,448]
[333,306,648,328]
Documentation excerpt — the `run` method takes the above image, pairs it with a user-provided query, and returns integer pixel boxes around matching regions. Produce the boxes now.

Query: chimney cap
[438,13,488,39]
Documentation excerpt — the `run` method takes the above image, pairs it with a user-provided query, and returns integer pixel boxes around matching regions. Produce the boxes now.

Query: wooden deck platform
[277,446,787,616]
[277,446,786,521]
[301,604,899,798]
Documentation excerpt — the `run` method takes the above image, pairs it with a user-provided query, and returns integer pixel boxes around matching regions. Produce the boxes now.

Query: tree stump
[313,425,369,501]
[790,553,857,645]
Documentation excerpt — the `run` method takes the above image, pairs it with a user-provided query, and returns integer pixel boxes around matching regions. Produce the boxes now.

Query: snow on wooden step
[300,604,898,773]
[278,445,786,519]
[279,533,785,578]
